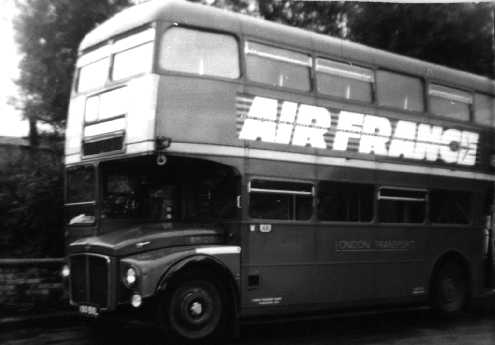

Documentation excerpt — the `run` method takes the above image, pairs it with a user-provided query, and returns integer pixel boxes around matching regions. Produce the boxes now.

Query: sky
[0,0,28,137]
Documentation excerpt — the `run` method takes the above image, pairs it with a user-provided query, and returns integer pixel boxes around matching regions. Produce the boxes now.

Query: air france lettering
[238,96,478,166]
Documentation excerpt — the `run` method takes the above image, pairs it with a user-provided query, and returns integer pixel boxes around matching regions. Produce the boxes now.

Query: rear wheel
[431,261,469,314]
[158,274,226,343]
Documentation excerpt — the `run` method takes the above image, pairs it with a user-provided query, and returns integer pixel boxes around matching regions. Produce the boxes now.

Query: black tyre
[158,274,226,343]
[431,261,469,314]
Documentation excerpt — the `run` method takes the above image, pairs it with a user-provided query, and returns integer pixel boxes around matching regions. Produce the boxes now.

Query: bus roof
[80,0,495,94]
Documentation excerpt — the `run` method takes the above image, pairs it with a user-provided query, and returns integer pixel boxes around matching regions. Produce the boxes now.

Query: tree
[13,0,132,145]
[258,0,354,38]
[0,149,64,257]
[6,0,132,257]
[347,3,494,78]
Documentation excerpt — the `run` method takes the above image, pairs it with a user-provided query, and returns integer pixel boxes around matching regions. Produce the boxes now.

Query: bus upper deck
[65,0,495,184]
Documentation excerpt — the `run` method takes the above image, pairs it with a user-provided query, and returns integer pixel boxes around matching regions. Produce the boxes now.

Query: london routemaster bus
[63,0,495,342]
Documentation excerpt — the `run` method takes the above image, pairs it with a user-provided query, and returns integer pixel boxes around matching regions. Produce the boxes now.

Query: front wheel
[158,275,226,343]
[431,261,469,314]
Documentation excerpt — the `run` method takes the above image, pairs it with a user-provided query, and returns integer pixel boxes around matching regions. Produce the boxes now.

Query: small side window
[66,166,95,203]
[245,41,312,91]
[249,179,313,220]
[318,181,374,222]
[429,84,472,121]
[378,187,426,223]
[77,58,110,93]
[474,93,494,127]
[65,165,96,226]
[316,58,374,103]
[76,45,111,93]
[112,27,155,81]
[430,189,471,224]
[376,71,424,112]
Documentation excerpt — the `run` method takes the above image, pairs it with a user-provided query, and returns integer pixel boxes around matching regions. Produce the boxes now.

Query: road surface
[1,308,495,345]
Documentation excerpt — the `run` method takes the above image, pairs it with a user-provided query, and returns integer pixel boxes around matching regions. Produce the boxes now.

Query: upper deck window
[474,93,493,127]
[429,84,472,121]
[245,41,311,91]
[316,58,374,103]
[77,45,111,93]
[376,71,424,112]
[112,28,155,81]
[159,27,239,79]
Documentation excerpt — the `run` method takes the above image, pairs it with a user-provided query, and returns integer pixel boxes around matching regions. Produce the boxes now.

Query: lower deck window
[318,181,374,222]
[430,189,471,224]
[249,179,313,220]
[378,187,426,223]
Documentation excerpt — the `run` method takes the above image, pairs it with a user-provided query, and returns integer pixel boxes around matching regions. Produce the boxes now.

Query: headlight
[61,264,70,278]
[123,267,138,287]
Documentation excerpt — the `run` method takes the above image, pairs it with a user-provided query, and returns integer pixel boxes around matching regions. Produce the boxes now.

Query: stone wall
[0,258,68,317]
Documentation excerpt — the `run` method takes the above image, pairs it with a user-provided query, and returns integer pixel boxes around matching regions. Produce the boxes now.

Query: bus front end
[63,9,241,342]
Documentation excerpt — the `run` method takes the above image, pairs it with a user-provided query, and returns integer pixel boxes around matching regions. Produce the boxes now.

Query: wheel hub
[167,280,223,340]
[189,301,203,317]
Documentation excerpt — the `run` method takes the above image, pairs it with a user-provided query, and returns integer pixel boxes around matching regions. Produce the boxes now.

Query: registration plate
[78,305,99,317]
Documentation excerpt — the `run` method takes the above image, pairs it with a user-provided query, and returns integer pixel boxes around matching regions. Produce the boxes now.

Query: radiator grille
[69,254,110,307]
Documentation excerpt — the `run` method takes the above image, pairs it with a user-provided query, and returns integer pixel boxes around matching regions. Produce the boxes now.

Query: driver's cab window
[101,157,239,222]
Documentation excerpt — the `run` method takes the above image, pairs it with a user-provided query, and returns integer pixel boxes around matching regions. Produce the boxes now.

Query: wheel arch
[428,249,472,300]
[156,254,240,317]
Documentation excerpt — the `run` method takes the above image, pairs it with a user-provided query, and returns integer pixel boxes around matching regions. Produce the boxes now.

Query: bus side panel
[242,222,318,309]
[316,224,375,302]
[373,225,427,300]
[156,76,243,147]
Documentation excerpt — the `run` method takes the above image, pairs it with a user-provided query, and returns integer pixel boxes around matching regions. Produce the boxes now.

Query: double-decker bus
[62,0,495,342]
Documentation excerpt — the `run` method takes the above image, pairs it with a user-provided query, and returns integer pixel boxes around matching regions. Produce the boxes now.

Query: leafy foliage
[7,0,132,256]
[0,148,63,257]
[348,3,494,78]
[258,0,354,38]
[13,0,132,140]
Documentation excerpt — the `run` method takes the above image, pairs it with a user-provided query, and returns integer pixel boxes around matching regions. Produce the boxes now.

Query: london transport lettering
[237,95,479,166]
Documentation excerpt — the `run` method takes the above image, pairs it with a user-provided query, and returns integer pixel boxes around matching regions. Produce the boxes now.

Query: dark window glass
[430,189,471,224]
[245,41,311,91]
[250,193,291,220]
[318,181,374,222]
[429,84,472,121]
[316,58,373,102]
[377,71,424,112]
[378,188,426,223]
[101,156,239,222]
[295,195,313,220]
[66,166,95,203]
[251,179,312,193]
[249,179,313,220]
